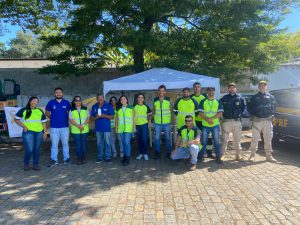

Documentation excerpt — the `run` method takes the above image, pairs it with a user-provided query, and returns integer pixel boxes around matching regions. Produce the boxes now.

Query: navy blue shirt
[91,102,114,132]
[248,92,276,118]
[220,94,245,119]
[45,99,71,128]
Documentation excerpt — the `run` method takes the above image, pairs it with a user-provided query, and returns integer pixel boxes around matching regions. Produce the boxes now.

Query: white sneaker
[112,153,117,157]
[144,154,149,160]
[136,154,143,160]
[120,153,124,158]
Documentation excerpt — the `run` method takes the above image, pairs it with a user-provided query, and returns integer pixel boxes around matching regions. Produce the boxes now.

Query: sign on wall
[4,107,23,138]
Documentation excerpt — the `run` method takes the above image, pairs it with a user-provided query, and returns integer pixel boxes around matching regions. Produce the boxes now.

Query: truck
[0,79,20,132]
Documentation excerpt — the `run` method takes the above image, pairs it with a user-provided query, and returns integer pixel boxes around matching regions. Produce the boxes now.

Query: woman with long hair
[134,93,152,160]
[115,95,135,166]
[69,96,90,165]
[109,96,123,158]
[14,97,47,171]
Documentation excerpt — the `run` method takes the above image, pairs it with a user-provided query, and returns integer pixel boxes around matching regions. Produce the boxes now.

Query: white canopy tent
[103,67,220,97]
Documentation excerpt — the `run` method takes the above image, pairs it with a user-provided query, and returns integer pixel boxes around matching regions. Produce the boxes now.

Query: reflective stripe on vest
[202,99,220,127]
[176,99,196,129]
[134,104,149,125]
[180,128,202,149]
[70,109,89,134]
[21,108,44,132]
[117,106,133,133]
[154,99,171,124]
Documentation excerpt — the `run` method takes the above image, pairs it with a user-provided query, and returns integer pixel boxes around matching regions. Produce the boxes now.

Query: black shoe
[76,158,82,165]
[198,157,205,163]
[126,156,130,165]
[47,160,58,168]
[33,165,41,171]
[216,157,223,164]
[105,159,112,163]
[123,156,128,166]
[154,152,161,160]
[64,158,72,165]
[23,165,30,171]
[96,159,104,163]
[166,153,171,159]
[206,151,216,159]
[81,157,87,164]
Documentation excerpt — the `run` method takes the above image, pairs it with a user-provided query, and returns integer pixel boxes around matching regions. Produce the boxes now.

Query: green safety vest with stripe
[179,126,202,149]
[110,109,116,129]
[117,105,134,133]
[70,107,89,134]
[17,108,46,132]
[134,104,150,125]
[153,97,171,124]
[200,99,222,127]
[191,94,207,122]
[173,97,198,129]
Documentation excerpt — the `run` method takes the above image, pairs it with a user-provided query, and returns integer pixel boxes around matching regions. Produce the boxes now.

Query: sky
[0,7,299,47]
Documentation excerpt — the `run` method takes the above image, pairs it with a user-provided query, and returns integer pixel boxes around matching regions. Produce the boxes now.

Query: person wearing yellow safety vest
[134,93,152,161]
[173,87,199,130]
[15,97,47,171]
[69,96,90,165]
[171,115,201,171]
[109,96,123,158]
[153,85,172,159]
[198,87,224,164]
[115,95,135,166]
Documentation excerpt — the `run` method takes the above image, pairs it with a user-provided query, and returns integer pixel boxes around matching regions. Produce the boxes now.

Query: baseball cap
[207,87,215,91]
[258,80,267,85]
[228,83,236,88]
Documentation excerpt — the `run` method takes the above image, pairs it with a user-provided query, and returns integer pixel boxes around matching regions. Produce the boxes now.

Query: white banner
[4,107,22,138]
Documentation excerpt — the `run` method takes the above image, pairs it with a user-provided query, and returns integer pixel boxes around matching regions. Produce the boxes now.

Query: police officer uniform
[248,81,277,162]
[220,86,245,160]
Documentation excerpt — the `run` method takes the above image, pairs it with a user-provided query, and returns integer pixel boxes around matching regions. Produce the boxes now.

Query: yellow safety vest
[70,107,89,134]
[117,106,133,133]
[191,94,206,122]
[19,108,45,132]
[174,98,198,129]
[180,126,202,149]
[201,99,221,127]
[134,104,149,125]
[111,109,116,128]
[153,97,171,124]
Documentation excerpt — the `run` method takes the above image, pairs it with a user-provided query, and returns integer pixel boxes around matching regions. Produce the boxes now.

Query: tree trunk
[133,46,144,73]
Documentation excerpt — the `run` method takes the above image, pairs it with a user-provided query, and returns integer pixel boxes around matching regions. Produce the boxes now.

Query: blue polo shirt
[91,102,114,132]
[45,99,71,128]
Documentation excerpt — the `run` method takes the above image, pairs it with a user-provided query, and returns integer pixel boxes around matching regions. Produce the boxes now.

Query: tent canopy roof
[103,67,220,97]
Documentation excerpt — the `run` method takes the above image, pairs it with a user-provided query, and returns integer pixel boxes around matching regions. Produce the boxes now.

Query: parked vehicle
[270,88,300,144]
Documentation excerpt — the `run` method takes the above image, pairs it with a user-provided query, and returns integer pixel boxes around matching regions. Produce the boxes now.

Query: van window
[272,88,300,109]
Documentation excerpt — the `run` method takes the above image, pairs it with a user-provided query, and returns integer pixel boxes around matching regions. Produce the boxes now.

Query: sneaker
[64,158,72,165]
[105,159,112,163]
[136,154,143,160]
[23,165,30,171]
[120,153,124,158]
[33,165,41,171]
[47,160,58,168]
[144,154,149,160]
[96,159,104,163]
[190,164,197,171]
[206,151,216,159]
[248,153,255,162]
[76,159,82,165]
[266,156,277,163]
[112,153,117,158]
[216,157,223,164]
[81,159,87,164]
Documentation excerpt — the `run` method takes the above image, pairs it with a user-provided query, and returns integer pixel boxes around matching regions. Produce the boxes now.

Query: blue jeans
[119,132,132,157]
[50,127,70,161]
[96,132,111,160]
[199,125,221,158]
[154,123,171,154]
[22,131,43,166]
[136,123,149,155]
[110,128,123,156]
[73,133,88,159]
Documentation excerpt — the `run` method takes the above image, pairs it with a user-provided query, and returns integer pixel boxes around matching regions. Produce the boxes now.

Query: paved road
[0,136,300,225]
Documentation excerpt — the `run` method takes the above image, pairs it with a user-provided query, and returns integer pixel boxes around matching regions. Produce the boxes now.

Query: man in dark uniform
[247,80,277,162]
[220,83,245,161]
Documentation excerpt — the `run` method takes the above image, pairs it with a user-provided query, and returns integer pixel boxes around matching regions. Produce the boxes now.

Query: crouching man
[171,115,201,171]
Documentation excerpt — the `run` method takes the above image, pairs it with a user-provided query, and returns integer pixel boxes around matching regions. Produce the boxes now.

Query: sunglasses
[185,120,193,122]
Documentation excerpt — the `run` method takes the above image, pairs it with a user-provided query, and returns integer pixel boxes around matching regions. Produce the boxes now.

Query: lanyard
[207,99,215,112]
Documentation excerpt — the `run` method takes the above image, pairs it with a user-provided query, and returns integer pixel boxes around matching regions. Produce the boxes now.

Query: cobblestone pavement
[1,135,300,225]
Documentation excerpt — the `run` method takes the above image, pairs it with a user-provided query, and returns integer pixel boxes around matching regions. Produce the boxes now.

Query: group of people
[15,80,277,171]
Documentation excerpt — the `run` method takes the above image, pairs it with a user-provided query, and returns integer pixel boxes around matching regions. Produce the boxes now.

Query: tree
[3,31,67,58]
[39,0,297,82]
